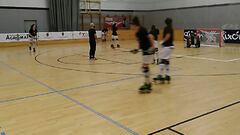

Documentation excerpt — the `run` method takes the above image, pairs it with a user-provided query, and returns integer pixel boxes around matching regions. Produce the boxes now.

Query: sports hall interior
[0,0,239,135]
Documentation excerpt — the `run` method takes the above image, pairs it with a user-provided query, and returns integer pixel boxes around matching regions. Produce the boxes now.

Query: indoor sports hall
[0,0,239,135]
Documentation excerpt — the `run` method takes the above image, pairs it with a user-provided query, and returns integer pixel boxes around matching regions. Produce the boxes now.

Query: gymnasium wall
[100,0,240,10]
[0,0,239,35]
[101,1,152,10]
[151,0,240,10]
[0,0,48,8]
[0,8,49,33]
[0,0,49,33]
[144,4,240,29]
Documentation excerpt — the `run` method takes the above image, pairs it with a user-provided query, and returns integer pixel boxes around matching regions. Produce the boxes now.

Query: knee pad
[165,60,170,65]
[160,59,170,65]
[116,39,119,41]
[160,59,166,64]
[142,66,149,73]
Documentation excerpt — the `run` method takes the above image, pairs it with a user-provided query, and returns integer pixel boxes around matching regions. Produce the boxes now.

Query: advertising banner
[0,31,102,43]
[223,30,240,43]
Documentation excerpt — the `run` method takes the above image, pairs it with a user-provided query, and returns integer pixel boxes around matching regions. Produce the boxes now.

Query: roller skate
[117,44,120,48]
[139,83,152,93]
[111,44,115,49]
[165,75,171,84]
[153,75,165,84]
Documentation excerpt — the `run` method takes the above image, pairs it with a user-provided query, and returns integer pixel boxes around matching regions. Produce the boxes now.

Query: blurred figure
[88,23,97,60]
[111,22,120,49]
[149,25,160,64]
[101,26,108,42]
[29,24,38,52]
[154,18,174,83]
[131,16,155,93]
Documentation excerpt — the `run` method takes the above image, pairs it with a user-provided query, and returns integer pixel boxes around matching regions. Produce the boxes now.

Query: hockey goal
[196,28,224,47]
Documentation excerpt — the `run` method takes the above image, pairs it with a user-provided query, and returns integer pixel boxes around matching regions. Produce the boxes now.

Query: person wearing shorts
[111,22,120,49]
[102,26,108,42]
[154,18,174,83]
[131,16,155,92]
[29,24,38,52]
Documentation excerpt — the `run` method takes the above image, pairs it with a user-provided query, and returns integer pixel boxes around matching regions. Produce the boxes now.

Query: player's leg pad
[142,66,150,77]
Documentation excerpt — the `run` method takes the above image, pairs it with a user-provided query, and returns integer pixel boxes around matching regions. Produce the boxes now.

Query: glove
[130,49,139,54]
[147,47,156,55]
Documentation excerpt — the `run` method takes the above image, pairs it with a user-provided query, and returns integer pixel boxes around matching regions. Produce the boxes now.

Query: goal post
[196,28,224,47]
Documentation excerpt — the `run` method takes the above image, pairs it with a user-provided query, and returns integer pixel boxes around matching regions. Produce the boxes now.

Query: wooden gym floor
[0,40,239,135]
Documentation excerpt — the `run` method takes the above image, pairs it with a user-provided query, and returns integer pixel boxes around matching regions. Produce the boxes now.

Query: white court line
[226,58,240,62]
[173,54,229,62]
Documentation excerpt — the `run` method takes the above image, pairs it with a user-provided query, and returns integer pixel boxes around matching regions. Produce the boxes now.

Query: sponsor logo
[223,30,240,42]
[5,34,29,41]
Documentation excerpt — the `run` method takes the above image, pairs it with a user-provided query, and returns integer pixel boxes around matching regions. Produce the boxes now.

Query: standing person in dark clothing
[154,18,174,83]
[88,23,97,60]
[131,16,155,93]
[149,25,160,64]
[29,24,38,52]
[111,22,120,49]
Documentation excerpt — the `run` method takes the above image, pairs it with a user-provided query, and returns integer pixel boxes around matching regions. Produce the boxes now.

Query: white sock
[159,64,164,76]
[166,64,170,76]
[144,71,151,84]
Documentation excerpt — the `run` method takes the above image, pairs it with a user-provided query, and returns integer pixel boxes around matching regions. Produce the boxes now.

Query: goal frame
[196,28,223,47]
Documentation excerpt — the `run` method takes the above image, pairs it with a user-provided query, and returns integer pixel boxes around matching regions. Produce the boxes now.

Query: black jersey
[88,28,96,41]
[136,26,151,55]
[162,26,174,47]
[149,29,159,41]
[29,29,37,37]
[112,24,118,36]
[102,28,108,33]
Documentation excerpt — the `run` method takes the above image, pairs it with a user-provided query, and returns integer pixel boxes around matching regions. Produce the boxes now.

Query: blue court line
[0,61,139,135]
[0,76,139,104]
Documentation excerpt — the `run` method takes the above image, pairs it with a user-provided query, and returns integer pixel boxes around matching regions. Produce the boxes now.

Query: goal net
[196,29,223,47]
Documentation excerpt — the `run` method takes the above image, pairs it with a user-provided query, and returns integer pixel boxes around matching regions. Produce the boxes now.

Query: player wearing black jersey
[102,26,108,42]
[29,24,38,52]
[131,17,155,93]
[154,18,174,83]
[88,23,97,60]
[111,22,120,49]
[149,25,160,64]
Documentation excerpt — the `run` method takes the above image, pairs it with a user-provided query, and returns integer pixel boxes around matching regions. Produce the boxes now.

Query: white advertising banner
[0,31,102,43]
[0,33,29,42]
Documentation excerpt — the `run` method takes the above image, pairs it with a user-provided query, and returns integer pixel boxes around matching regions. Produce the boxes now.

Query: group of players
[88,16,174,93]
[186,31,201,48]
[132,17,174,93]
[27,16,174,93]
